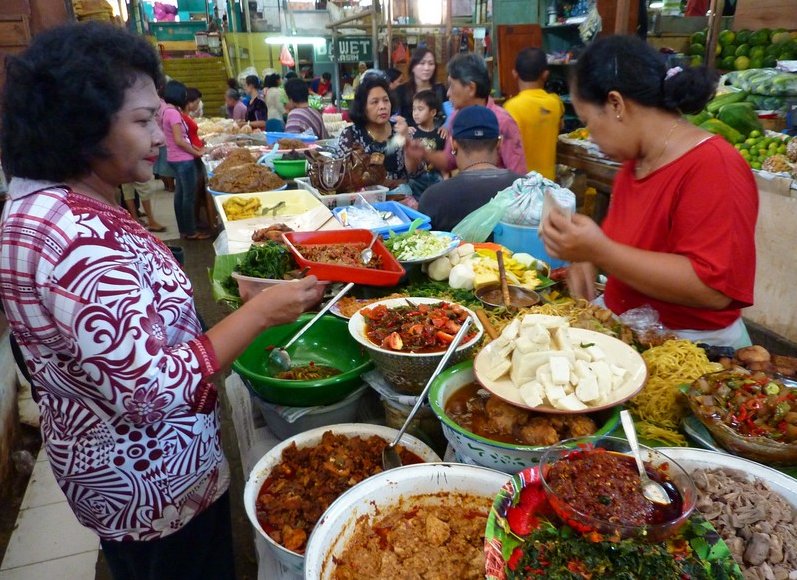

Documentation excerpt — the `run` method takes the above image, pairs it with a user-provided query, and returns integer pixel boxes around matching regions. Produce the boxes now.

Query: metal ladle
[268,282,355,373]
[382,316,473,470]
[359,233,378,265]
[620,410,672,505]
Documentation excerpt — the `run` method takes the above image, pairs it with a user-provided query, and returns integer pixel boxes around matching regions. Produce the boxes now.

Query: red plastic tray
[281,229,406,286]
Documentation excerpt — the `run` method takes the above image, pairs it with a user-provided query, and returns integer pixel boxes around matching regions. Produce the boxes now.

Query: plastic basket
[264,132,318,146]
[331,201,431,237]
[295,176,389,209]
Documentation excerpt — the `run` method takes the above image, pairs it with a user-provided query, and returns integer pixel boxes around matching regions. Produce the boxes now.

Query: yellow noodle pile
[628,339,721,443]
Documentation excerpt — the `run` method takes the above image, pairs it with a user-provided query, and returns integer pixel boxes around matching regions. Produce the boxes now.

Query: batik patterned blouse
[0,179,228,541]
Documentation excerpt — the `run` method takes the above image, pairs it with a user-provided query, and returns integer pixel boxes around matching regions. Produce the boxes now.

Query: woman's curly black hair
[348,73,394,127]
[1,22,163,181]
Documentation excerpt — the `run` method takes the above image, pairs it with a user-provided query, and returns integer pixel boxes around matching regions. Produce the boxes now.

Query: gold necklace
[459,160,497,172]
[635,119,681,177]
[366,124,390,142]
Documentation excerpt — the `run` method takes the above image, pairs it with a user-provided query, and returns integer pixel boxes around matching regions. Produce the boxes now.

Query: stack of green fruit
[688,28,797,70]
[733,130,790,170]
[685,92,796,173]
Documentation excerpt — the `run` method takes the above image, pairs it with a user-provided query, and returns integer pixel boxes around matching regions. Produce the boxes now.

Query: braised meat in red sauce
[256,431,423,554]
[361,301,477,353]
[445,381,597,446]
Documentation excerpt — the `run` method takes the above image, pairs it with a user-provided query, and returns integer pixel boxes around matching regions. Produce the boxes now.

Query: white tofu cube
[518,381,544,407]
[575,373,600,403]
[501,318,521,341]
[521,314,568,329]
[511,351,556,386]
[610,364,628,378]
[590,361,613,399]
[574,359,592,379]
[544,381,567,404]
[515,336,541,354]
[484,359,512,381]
[586,345,606,362]
[553,326,573,352]
[518,324,551,349]
[549,356,571,385]
[555,393,589,411]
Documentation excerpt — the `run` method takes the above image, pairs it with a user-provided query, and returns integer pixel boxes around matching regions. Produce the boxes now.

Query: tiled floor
[0,450,99,579]
[0,183,183,580]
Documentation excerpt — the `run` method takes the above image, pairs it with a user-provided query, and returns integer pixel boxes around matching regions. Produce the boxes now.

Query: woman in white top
[264,73,286,123]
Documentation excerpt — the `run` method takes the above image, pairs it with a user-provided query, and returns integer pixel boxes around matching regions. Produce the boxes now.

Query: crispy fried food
[222,195,261,220]
[214,148,258,173]
[276,137,307,150]
[209,163,286,193]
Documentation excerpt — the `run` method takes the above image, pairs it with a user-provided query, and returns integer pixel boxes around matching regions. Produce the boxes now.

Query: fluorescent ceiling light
[265,36,326,46]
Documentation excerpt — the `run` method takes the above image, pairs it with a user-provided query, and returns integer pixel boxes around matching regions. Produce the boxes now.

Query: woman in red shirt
[541,36,757,348]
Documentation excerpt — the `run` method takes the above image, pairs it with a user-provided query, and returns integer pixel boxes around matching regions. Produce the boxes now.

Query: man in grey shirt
[418,105,523,232]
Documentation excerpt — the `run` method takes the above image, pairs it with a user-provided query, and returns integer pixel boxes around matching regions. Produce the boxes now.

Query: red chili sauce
[546,449,683,527]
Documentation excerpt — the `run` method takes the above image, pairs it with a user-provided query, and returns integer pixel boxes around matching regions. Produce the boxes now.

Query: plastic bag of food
[619,305,676,348]
[452,187,515,242]
[725,68,797,97]
[501,171,576,227]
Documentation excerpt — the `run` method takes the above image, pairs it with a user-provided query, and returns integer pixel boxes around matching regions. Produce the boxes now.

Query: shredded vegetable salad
[384,230,454,261]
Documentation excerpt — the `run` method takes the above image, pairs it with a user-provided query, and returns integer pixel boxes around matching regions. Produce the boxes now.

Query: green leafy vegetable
[235,242,294,280]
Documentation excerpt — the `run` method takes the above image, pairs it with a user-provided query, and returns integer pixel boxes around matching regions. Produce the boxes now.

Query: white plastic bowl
[347,297,484,394]
[243,424,441,576]
[304,462,509,580]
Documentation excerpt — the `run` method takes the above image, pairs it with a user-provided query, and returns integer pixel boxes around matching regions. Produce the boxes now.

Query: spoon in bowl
[382,316,473,471]
[620,410,672,505]
[360,233,378,265]
[268,282,355,373]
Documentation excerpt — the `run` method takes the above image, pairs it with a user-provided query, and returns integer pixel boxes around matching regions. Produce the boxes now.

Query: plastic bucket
[492,221,567,269]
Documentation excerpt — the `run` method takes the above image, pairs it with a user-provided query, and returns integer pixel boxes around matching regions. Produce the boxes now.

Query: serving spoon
[620,410,672,505]
[268,282,355,373]
[359,232,378,265]
[382,316,473,471]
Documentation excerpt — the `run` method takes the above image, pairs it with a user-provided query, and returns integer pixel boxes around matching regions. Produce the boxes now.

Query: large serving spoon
[359,232,378,265]
[382,316,473,471]
[496,250,513,309]
[620,410,672,505]
[268,282,355,373]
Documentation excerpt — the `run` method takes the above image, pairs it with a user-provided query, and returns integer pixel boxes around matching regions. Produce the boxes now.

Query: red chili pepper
[506,504,539,536]
[507,547,524,571]
[778,420,789,434]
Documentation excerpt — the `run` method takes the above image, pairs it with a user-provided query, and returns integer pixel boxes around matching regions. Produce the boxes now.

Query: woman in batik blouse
[0,22,323,580]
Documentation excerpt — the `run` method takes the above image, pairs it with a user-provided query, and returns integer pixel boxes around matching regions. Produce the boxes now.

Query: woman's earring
[452,149,457,156]
[616,114,622,121]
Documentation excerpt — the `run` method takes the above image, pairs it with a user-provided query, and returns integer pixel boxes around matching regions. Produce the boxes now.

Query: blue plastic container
[265,132,318,146]
[492,221,567,269]
[332,201,431,238]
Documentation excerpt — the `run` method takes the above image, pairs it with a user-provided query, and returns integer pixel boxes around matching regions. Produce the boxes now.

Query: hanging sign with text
[314,37,373,64]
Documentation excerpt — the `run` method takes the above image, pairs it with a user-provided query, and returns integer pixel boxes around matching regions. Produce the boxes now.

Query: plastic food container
[281,229,406,286]
[332,201,431,238]
[212,189,325,227]
[271,158,307,179]
[251,384,368,440]
[231,271,291,302]
[264,132,318,146]
[295,176,389,209]
[243,424,441,576]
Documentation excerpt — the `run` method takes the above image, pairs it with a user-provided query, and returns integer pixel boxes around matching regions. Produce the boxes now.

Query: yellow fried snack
[222,196,262,221]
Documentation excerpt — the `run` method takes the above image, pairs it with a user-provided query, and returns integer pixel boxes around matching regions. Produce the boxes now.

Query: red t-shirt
[181,112,204,149]
[601,136,757,330]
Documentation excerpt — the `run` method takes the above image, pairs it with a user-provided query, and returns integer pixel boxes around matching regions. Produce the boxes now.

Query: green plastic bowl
[233,314,373,406]
[272,158,307,179]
